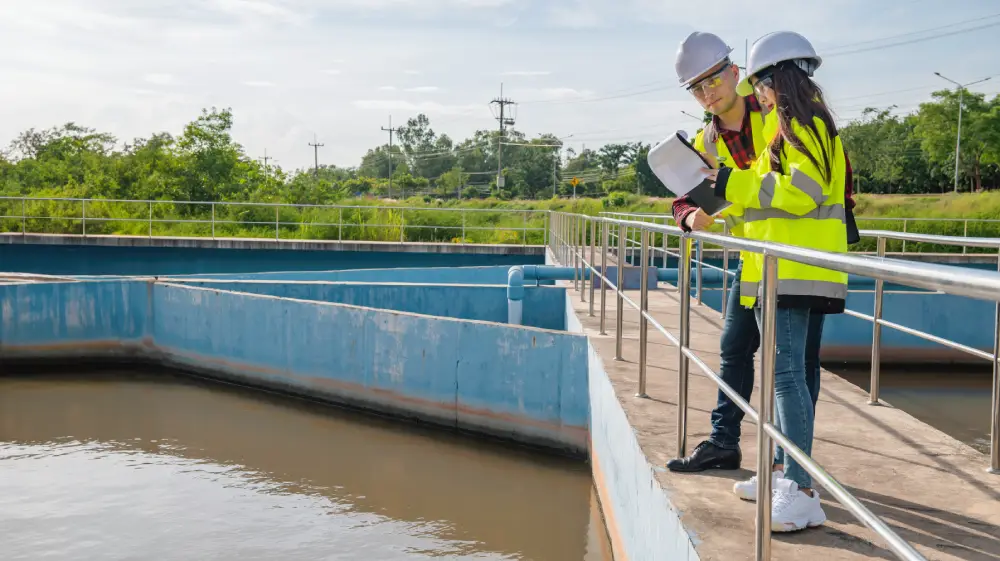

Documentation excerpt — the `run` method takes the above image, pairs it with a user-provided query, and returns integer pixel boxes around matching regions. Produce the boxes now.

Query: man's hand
[684,208,714,231]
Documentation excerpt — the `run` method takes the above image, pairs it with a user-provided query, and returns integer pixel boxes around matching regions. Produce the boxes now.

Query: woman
[702,31,849,533]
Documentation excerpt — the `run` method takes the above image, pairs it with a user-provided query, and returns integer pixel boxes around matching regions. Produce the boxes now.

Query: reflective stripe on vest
[740,279,847,302]
[743,203,846,224]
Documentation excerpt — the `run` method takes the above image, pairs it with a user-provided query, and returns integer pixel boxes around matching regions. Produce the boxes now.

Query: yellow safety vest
[691,108,767,265]
[720,111,849,312]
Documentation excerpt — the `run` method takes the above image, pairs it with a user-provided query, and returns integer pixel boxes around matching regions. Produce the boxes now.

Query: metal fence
[550,212,1000,561]
[0,196,548,246]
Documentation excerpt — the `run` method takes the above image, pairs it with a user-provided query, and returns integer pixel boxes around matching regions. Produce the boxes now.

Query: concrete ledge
[0,233,545,255]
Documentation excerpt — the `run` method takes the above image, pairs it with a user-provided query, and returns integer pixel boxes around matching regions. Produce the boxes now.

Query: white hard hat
[736,31,822,96]
[675,32,734,87]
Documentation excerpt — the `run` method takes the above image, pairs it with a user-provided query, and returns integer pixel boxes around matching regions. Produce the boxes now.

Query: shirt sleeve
[672,195,699,232]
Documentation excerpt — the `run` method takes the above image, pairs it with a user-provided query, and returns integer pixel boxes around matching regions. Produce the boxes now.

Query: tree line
[0,88,998,206]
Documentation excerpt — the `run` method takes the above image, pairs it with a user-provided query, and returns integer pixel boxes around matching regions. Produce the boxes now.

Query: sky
[1,0,1000,172]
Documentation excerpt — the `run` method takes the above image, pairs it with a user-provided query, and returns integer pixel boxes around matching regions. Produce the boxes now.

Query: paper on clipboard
[647,131,732,216]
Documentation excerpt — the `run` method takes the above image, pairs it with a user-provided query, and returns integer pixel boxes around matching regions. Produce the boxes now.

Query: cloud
[243,80,276,87]
[144,73,176,86]
[323,69,342,75]
[378,86,397,91]
[404,70,422,75]
[404,86,441,93]
[502,70,551,77]
[352,99,480,115]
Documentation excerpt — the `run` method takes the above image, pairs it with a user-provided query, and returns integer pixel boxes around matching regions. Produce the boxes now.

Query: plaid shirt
[673,96,855,231]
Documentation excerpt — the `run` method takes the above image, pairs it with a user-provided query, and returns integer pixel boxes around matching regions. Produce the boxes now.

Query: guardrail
[550,211,1000,561]
[600,210,1000,254]
[0,196,548,246]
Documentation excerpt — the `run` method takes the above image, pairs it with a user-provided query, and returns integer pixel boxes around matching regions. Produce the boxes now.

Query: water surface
[0,371,612,561]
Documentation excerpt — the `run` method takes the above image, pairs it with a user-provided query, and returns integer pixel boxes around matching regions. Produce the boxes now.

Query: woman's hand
[701,167,719,183]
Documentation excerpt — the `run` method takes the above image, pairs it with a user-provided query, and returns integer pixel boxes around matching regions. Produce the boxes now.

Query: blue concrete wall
[0,279,587,454]
[0,280,147,357]
[691,276,996,362]
[0,244,543,276]
[172,281,566,331]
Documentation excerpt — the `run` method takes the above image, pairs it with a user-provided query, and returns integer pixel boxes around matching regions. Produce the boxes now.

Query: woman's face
[751,75,777,110]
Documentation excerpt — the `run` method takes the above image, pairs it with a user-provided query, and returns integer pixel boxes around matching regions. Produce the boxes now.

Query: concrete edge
[565,291,700,561]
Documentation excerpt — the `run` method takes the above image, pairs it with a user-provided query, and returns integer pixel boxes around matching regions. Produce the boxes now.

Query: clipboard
[648,131,732,216]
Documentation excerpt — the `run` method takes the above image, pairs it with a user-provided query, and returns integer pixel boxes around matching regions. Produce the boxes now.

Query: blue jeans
[754,307,814,489]
[708,263,825,471]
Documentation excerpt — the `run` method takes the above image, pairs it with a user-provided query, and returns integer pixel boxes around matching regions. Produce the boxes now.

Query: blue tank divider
[0,279,590,456]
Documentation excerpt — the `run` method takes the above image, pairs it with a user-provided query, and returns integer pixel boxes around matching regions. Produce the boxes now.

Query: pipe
[507,266,524,325]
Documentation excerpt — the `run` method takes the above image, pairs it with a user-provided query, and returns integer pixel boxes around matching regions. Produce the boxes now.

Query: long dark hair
[766,62,839,184]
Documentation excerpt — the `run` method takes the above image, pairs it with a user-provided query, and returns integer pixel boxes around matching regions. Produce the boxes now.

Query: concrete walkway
[569,281,1000,561]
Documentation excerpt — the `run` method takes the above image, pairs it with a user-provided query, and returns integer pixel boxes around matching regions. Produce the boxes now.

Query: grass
[0,193,997,253]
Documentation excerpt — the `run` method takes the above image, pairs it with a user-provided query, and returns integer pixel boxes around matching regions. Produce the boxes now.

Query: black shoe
[665,440,741,473]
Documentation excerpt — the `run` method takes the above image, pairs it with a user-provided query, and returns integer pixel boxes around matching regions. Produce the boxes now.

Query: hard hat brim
[679,51,733,88]
[736,77,754,97]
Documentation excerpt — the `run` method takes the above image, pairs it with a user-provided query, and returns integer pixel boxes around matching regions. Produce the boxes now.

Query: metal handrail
[0,196,548,246]
[605,211,1000,408]
[551,212,1000,561]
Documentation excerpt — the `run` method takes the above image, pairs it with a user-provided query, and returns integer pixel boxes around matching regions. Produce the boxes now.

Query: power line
[825,19,1000,58]
[308,134,324,176]
[822,11,1000,52]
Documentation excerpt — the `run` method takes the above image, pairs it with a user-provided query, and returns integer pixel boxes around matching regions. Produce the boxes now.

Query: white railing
[551,212,1000,561]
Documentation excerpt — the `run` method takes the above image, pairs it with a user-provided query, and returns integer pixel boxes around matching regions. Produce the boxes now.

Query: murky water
[0,370,613,561]
[827,364,993,453]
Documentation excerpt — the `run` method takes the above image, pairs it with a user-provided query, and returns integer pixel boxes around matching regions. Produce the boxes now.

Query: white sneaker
[733,470,784,501]
[770,478,827,532]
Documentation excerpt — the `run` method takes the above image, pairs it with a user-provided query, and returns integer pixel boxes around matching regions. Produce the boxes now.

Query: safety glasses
[750,70,774,97]
[687,62,732,97]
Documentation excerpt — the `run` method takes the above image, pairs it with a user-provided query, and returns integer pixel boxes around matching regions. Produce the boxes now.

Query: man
[665,32,858,494]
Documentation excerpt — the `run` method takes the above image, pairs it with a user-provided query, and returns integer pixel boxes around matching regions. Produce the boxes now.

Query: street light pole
[934,72,991,193]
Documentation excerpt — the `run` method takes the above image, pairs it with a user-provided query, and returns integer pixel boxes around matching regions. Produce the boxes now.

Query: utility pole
[381,115,398,198]
[308,135,324,176]
[490,83,516,192]
[933,72,991,193]
[258,149,275,183]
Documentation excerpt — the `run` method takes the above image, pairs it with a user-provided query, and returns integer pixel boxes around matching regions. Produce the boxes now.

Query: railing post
[964,220,969,255]
[566,218,580,290]
[696,239,704,306]
[212,203,216,239]
[992,252,1000,474]
[902,219,908,253]
[869,236,886,405]
[615,223,626,361]
[677,235,692,457]
[543,212,548,248]
[275,205,280,240]
[600,220,609,336]
[662,217,669,267]
[638,228,650,399]
[522,211,527,246]
[722,222,730,320]
[589,219,597,316]
[400,209,406,243]
[21,198,26,235]
[339,208,343,242]
[755,251,779,561]
[580,216,586,302]
[148,202,153,238]
[82,199,87,237]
